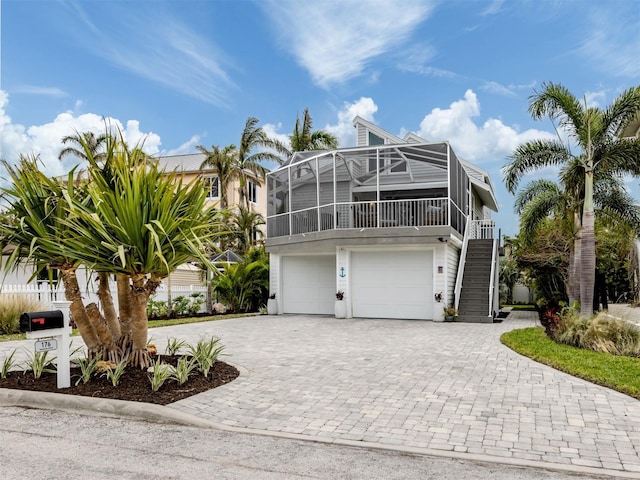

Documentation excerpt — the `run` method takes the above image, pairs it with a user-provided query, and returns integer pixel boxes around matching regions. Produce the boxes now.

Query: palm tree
[504,83,640,317]
[62,131,223,367]
[288,108,338,153]
[58,130,107,162]
[197,144,237,209]
[236,117,289,209]
[0,155,103,356]
[231,206,265,255]
[514,173,640,305]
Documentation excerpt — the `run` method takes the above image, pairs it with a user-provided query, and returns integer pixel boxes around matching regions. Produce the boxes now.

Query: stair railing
[454,215,472,310]
[488,232,499,318]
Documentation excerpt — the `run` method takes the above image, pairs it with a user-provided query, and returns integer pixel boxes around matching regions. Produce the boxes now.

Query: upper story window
[204,175,219,199]
[367,131,406,174]
[248,180,258,204]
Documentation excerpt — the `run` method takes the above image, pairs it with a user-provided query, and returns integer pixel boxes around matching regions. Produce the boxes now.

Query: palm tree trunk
[569,215,582,306]
[60,267,101,356]
[580,169,595,318]
[116,274,132,337]
[85,303,120,363]
[128,274,162,368]
[98,272,120,342]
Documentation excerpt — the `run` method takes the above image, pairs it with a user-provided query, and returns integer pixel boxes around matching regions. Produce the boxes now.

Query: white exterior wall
[269,252,281,312]
[446,244,461,309]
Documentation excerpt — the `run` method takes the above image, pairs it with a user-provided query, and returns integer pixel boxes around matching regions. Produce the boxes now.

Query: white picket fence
[0,282,210,314]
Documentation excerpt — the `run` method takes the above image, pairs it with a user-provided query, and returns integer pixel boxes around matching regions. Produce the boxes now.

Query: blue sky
[1,0,639,235]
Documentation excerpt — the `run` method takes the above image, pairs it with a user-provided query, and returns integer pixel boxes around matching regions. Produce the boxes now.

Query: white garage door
[282,255,336,314]
[352,250,433,320]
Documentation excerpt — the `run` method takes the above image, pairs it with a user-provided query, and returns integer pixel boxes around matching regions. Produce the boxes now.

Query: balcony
[267,197,468,238]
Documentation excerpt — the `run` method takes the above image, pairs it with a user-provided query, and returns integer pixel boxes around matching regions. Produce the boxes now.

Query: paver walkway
[2,311,640,477]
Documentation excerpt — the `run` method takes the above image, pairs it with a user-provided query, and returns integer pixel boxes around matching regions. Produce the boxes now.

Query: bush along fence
[0,282,210,318]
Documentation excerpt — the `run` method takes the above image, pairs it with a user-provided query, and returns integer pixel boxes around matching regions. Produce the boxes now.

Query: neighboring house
[265,116,499,322]
[155,153,268,224]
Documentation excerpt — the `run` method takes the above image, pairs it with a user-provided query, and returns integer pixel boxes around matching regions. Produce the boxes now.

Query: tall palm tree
[236,117,289,209]
[288,107,338,153]
[58,130,107,162]
[197,144,237,209]
[504,83,640,317]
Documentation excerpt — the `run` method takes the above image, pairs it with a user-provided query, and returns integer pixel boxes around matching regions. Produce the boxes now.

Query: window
[204,176,219,199]
[367,131,406,174]
[248,180,258,204]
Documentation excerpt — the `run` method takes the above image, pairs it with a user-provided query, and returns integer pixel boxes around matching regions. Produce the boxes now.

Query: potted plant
[443,306,457,322]
[267,293,277,315]
[335,290,346,318]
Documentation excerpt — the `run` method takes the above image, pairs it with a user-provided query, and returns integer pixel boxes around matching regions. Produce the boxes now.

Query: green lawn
[0,312,258,343]
[501,327,640,400]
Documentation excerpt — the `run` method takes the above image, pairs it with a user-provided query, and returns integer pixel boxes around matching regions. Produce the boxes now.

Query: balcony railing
[267,198,464,238]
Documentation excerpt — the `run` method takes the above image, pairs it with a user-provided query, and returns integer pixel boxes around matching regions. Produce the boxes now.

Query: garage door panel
[282,256,335,315]
[352,250,432,320]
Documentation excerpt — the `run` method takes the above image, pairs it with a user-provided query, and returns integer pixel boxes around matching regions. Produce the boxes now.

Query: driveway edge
[2,388,638,480]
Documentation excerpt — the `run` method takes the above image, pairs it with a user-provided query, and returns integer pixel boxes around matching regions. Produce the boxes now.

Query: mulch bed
[0,355,239,406]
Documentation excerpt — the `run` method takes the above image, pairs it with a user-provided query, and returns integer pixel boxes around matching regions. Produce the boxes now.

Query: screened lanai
[266,142,470,239]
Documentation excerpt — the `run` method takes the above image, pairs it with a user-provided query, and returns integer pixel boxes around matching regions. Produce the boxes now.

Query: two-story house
[265,117,499,322]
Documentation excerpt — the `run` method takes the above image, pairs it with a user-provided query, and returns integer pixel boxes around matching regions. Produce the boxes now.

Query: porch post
[288,164,292,235]
[316,156,321,231]
[376,147,380,228]
[333,153,337,229]
[447,143,451,228]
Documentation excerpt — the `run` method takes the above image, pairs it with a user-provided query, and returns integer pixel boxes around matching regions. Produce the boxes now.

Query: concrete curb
[2,388,638,480]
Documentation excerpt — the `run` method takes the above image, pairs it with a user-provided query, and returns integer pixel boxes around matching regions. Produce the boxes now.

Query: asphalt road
[0,407,621,480]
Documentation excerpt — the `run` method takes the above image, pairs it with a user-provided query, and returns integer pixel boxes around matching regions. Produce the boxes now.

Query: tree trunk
[128,274,162,368]
[116,274,132,337]
[85,303,120,363]
[569,223,582,306]
[98,272,120,342]
[60,267,101,356]
[580,205,596,317]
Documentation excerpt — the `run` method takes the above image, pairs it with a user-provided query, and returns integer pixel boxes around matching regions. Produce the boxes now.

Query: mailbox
[20,310,65,332]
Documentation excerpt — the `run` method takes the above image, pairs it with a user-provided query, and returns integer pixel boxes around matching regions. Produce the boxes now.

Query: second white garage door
[351,250,433,320]
[282,255,336,315]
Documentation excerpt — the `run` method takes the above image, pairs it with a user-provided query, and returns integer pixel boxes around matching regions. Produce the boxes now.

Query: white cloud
[326,97,379,147]
[576,5,640,78]
[11,86,67,97]
[64,2,237,107]
[261,0,434,88]
[480,81,517,97]
[0,90,162,178]
[163,135,203,157]
[415,89,555,164]
[262,122,291,151]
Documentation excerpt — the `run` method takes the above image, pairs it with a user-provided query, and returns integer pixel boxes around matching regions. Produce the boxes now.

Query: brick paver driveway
[154,312,640,476]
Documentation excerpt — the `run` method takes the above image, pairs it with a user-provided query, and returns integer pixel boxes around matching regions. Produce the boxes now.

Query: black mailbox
[19,310,65,332]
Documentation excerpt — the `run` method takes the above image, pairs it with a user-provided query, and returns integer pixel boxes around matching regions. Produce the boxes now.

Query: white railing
[0,282,209,313]
[469,219,495,239]
[454,216,472,311]
[268,198,452,237]
[488,237,499,318]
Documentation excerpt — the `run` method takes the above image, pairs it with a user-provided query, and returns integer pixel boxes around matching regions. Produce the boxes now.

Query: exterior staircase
[456,239,495,323]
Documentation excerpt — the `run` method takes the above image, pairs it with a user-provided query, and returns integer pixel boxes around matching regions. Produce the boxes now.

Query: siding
[446,244,461,306]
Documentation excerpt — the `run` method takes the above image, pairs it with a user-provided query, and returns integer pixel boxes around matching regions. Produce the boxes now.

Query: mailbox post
[20,301,72,389]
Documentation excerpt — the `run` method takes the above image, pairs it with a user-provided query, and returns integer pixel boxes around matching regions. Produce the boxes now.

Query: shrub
[172,296,190,316]
[554,311,640,357]
[0,294,47,334]
[187,337,225,378]
[148,360,173,392]
[188,293,205,314]
[147,298,168,319]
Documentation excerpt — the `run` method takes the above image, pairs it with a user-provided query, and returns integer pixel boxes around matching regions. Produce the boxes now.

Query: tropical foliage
[288,107,338,153]
[0,130,224,367]
[213,247,269,313]
[504,83,640,317]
